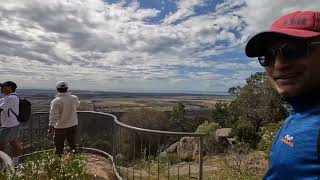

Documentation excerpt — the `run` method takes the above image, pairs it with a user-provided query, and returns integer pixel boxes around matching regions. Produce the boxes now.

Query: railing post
[198,136,203,180]
[113,120,117,168]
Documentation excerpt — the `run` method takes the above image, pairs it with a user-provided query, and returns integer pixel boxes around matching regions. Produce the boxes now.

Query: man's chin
[276,86,302,97]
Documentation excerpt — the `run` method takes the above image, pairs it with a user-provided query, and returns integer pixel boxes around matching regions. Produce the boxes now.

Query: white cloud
[239,0,320,38]
[163,0,204,24]
[0,0,315,92]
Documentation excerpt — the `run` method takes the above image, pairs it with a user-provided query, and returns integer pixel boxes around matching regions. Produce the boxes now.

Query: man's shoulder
[8,94,19,101]
[51,97,62,104]
[70,94,78,99]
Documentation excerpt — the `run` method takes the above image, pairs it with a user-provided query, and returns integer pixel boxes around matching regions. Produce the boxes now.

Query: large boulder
[215,128,232,140]
[160,141,179,157]
[214,128,233,152]
[177,137,198,161]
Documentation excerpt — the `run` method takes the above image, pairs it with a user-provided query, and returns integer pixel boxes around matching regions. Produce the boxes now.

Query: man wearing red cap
[246,11,320,179]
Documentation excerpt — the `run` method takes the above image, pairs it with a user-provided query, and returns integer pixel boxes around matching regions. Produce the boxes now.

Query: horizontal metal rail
[34,111,206,137]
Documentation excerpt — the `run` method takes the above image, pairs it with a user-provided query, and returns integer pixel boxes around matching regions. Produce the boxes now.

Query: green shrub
[196,121,226,154]
[232,119,261,149]
[196,120,219,135]
[196,120,219,147]
[0,152,86,180]
[258,120,284,158]
[212,101,230,128]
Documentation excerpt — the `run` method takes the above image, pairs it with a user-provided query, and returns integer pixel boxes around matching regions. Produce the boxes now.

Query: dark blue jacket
[264,96,320,179]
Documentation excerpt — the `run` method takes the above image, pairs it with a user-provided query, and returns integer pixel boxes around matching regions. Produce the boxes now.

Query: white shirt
[49,93,80,129]
[0,93,20,127]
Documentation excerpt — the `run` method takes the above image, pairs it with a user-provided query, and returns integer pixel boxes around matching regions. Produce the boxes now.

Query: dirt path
[85,154,117,180]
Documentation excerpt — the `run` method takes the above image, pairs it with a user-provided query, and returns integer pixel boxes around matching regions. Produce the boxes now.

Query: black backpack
[8,95,32,123]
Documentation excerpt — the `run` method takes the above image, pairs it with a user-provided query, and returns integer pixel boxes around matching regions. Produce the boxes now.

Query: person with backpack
[48,81,80,156]
[0,81,22,166]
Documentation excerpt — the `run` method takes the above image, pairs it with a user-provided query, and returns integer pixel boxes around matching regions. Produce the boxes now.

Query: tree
[170,102,186,131]
[228,86,241,97]
[228,72,287,131]
[212,101,230,128]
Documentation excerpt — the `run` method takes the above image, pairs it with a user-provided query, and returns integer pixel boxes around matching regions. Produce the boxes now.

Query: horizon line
[17,88,230,95]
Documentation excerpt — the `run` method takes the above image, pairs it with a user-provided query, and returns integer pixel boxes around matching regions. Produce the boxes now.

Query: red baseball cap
[246,11,320,57]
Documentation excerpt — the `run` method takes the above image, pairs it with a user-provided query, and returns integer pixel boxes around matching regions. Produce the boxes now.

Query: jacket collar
[282,92,320,113]
[56,92,70,97]
[5,92,17,97]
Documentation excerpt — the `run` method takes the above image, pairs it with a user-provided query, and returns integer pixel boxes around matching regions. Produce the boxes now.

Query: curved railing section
[18,111,205,179]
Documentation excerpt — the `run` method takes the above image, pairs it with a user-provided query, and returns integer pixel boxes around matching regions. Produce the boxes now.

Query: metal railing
[18,111,205,179]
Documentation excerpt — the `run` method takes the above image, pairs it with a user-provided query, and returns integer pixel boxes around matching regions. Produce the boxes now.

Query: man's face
[264,38,320,97]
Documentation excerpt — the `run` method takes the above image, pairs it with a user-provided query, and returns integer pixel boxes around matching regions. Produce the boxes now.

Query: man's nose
[273,52,291,69]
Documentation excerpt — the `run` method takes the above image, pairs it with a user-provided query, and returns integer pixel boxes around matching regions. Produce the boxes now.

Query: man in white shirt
[48,81,80,155]
[0,81,21,165]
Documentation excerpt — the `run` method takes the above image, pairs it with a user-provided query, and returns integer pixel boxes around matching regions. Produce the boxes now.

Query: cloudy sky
[0,0,318,93]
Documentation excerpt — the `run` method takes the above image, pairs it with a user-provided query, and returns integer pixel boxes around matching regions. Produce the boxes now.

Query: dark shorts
[0,125,20,142]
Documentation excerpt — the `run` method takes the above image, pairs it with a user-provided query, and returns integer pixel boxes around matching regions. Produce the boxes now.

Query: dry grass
[30,96,230,113]
[202,151,268,180]
[118,151,267,180]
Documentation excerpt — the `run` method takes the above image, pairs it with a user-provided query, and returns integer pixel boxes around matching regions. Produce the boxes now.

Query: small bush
[0,152,86,180]
[196,120,219,135]
[196,121,228,155]
[258,120,283,158]
[223,150,268,178]
[232,119,261,149]
[211,101,230,128]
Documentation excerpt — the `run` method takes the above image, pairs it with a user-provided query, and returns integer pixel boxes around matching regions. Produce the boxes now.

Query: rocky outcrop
[215,128,232,140]
[161,128,234,161]
[177,137,199,161]
[215,128,233,152]
[160,141,179,156]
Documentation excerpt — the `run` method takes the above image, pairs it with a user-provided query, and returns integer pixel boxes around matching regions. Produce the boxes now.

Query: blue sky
[0,0,318,92]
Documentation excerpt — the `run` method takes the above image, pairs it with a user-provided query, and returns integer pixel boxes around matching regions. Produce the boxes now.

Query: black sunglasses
[258,41,320,67]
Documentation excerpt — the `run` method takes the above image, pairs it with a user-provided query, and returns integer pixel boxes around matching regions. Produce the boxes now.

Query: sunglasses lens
[258,49,275,66]
[258,41,309,67]
[282,43,307,59]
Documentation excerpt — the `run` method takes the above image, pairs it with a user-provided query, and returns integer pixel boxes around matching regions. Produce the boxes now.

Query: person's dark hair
[57,88,68,93]
[2,81,17,92]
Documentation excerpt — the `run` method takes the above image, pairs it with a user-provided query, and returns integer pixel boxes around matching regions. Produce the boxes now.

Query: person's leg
[8,140,21,165]
[0,128,8,151]
[0,141,6,152]
[66,125,78,153]
[7,125,22,165]
[8,140,21,157]
[54,128,66,156]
